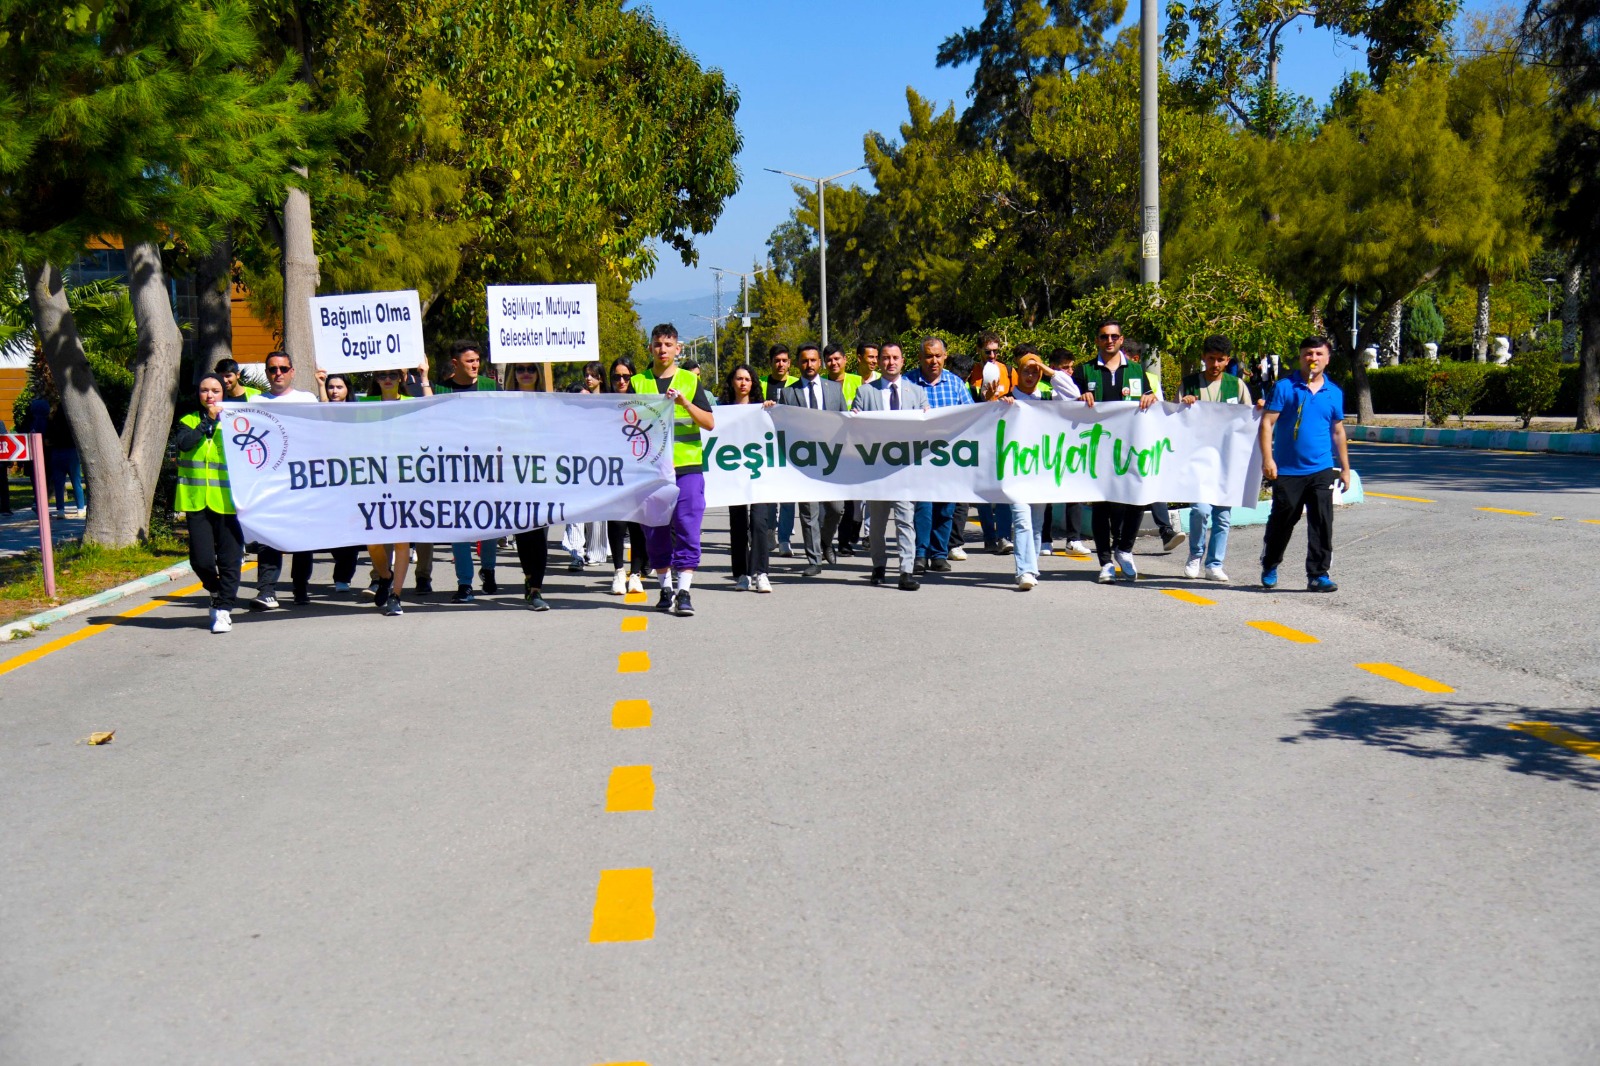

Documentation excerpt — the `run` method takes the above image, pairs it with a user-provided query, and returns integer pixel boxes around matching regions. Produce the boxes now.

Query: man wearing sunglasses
[247,351,317,609]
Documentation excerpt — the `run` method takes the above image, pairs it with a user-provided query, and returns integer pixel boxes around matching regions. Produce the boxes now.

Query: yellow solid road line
[1582,519,1600,525]
[1356,662,1455,693]
[1247,620,1320,643]
[1476,506,1539,516]
[620,616,647,633]
[595,1062,651,1065]
[0,577,210,678]
[1509,722,1600,762]
[590,868,655,942]
[612,699,652,729]
[617,651,651,673]
[1162,589,1216,606]
[1367,492,1437,503]
[605,766,655,812]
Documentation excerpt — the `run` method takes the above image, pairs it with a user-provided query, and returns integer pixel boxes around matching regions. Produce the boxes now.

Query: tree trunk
[1384,301,1403,364]
[26,243,181,548]
[1562,259,1581,364]
[194,231,234,379]
[282,169,319,381]
[1473,280,1490,362]
[1579,254,1600,431]
[1347,341,1374,423]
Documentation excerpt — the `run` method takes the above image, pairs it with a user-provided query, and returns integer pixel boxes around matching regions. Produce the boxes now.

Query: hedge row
[1356,363,1583,417]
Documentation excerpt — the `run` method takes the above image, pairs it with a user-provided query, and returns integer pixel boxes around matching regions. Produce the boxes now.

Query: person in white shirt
[249,351,317,609]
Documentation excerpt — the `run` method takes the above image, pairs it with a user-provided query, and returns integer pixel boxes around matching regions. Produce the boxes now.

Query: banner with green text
[701,400,1263,507]
[221,394,679,552]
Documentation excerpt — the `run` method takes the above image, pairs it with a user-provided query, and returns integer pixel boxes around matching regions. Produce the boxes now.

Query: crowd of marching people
[174,318,1351,633]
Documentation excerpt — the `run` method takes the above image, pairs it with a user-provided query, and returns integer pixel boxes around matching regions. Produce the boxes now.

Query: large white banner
[220,394,679,551]
[485,283,600,364]
[701,400,1264,507]
[309,290,427,373]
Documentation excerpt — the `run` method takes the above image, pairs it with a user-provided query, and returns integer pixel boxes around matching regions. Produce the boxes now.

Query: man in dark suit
[773,343,846,576]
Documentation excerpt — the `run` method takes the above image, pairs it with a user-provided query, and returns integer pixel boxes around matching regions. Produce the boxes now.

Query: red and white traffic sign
[0,434,30,461]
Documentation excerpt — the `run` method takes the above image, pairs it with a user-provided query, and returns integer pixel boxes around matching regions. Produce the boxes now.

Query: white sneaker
[626,573,644,594]
[610,569,628,595]
[1097,564,1117,584]
[735,575,751,591]
[777,542,794,557]
[210,608,232,634]
[1204,565,1230,583]
[1018,572,1038,590]
[754,574,772,593]
[1183,558,1202,579]
[1041,540,1055,554]
[1114,550,1139,581]
[1067,540,1092,555]
[948,545,968,561]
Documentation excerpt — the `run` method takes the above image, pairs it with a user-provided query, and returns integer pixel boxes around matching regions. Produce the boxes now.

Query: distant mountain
[631,294,728,340]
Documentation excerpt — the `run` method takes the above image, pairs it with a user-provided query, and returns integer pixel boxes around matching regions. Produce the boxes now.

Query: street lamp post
[1139,0,1160,286]
[1543,276,1559,325]
[765,166,864,349]
[712,265,767,363]
[692,313,730,383]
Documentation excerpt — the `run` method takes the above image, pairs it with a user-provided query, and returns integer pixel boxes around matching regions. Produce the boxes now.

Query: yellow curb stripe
[1367,492,1437,503]
[605,766,655,812]
[1355,662,1455,693]
[0,578,215,677]
[1476,506,1538,516]
[1509,722,1600,762]
[589,868,655,942]
[620,616,647,633]
[1162,589,1216,605]
[617,651,651,673]
[612,699,652,729]
[1247,620,1320,643]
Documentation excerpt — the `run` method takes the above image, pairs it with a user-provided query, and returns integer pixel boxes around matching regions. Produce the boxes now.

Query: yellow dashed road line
[590,868,655,942]
[617,650,651,673]
[612,699,652,729]
[1247,620,1320,644]
[1476,506,1539,517]
[1367,492,1436,503]
[605,766,656,812]
[1162,589,1216,606]
[621,616,648,633]
[1509,722,1600,762]
[1356,662,1454,693]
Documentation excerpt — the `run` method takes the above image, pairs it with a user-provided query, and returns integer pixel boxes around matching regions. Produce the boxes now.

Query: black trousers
[273,546,360,589]
[187,509,244,610]
[1260,469,1336,578]
[729,503,772,578]
[837,500,862,549]
[1091,502,1143,565]
[606,521,648,575]
[950,502,970,544]
[515,527,549,589]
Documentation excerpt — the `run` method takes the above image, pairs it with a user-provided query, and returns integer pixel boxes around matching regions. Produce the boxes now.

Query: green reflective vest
[1182,372,1242,403]
[175,412,234,514]
[631,366,704,470]
[1083,359,1150,402]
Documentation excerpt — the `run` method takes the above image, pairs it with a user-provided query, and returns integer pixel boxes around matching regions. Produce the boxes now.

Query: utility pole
[691,313,729,383]
[765,166,864,349]
[712,264,766,363]
[1139,0,1160,287]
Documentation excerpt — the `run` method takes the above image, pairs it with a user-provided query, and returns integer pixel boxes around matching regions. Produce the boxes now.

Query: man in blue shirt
[1258,336,1353,592]
[904,336,973,572]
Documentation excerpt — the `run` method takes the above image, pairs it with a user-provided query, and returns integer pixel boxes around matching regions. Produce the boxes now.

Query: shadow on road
[1280,697,1600,790]
[1350,442,1600,495]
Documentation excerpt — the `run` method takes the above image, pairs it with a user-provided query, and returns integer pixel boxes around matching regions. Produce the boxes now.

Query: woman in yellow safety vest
[173,373,243,634]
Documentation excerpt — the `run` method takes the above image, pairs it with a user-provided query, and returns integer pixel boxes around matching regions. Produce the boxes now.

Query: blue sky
[630,0,1466,316]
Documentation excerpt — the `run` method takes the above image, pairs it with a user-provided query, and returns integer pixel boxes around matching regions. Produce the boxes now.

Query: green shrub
[1504,348,1562,428]
[1423,361,1489,426]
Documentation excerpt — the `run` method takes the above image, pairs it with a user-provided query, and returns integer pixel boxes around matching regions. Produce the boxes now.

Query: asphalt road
[2,441,1597,1065]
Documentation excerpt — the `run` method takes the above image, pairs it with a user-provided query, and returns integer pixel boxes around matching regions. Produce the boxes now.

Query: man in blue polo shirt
[1258,336,1352,592]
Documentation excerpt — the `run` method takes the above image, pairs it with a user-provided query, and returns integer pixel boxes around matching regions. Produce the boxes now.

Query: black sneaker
[898,573,921,591]
[452,585,476,604]
[869,566,886,586]
[929,557,952,573]
[383,592,404,616]
[374,583,390,609]
[479,568,498,594]
[525,587,550,611]
[415,577,432,596]
[250,593,279,611]
[292,584,310,606]
[673,590,695,616]
[656,586,675,612]
[914,557,928,574]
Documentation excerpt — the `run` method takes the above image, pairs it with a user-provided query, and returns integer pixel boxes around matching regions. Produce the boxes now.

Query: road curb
[2,561,195,642]
[1348,424,1600,455]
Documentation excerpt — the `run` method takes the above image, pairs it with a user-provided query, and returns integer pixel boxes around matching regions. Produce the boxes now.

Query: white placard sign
[309,290,426,373]
[486,283,600,363]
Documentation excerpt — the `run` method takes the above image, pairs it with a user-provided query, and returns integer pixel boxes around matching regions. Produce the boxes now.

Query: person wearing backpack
[1179,335,1253,583]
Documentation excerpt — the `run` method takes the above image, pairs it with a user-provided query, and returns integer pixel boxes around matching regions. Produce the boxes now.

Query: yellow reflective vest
[175,412,235,514]
[631,366,705,471]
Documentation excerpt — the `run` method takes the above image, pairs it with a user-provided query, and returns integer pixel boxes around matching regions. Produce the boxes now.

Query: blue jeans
[977,503,1013,544]
[452,539,499,586]
[1010,503,1045,578]
[914,502,955,560]
[49,447,84,511]
[778,503,795,545]
[1187,503,1232,569]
